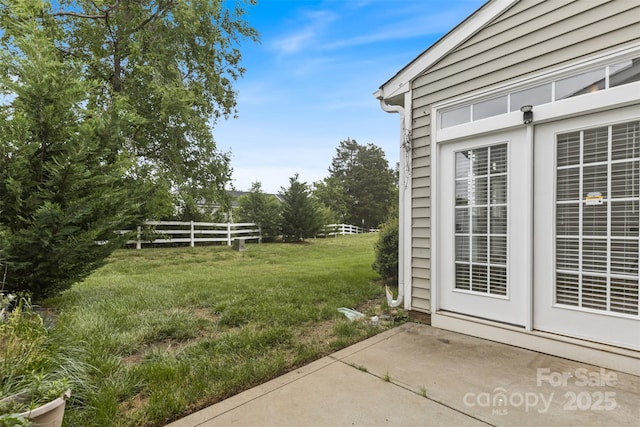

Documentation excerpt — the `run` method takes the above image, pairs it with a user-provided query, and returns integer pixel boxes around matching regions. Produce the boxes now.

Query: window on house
[455,144,508,296]
[555,68,606,100]
[439,56,639,130]
[473,96,508,121]
[510,83,552,112]
[442,105,471,128]
[555,121,640,316]
[609,58,640,88]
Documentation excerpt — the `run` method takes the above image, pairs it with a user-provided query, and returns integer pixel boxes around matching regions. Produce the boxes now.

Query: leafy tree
[0,25,140,299]
[327,138,397,229]
[279,174,323,242]
[0,0,259,217]
[237,182,282,241]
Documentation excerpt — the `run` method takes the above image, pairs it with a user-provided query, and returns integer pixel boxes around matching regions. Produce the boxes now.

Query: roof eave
[377,0,518,103]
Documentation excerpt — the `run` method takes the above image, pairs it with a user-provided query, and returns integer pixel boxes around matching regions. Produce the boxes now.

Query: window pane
[556,203,579,235]
[611,200,639,237]
[472,207,487,234]
[471,265,488,292]
[471,177,488,206]
[490,206,507,235]
[611,161,639,199]
[557,131,581,167]
[583,127,609,164]
[489,175,507,205]
[456,236,469,262]
[555,68,606,100]
[472,149,488,176]
[456,151,472,178]
[455,180,469,206]
[473,96,508,121]
[556,238,579,271]
[442,105,470,128]
[510,83,552,111]
[583,164,608,198]
[455,264,471,290]
[472,236,487,263]
[612,121,640,161]
[610,278,639,315]
[490,145,507,174]
[556,273,579,306]
[582,239,607,273]
[611,239,638,276]
[455,208,469,233]
[489,267,507,296]
[582,204,607,236]
[556,167,579,201]
[582,276,608,310]
[489,236,507,265]
[610,58,640,88]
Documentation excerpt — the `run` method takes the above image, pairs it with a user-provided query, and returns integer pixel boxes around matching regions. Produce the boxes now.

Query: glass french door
[438,128,530,327]
[534,107,640,350]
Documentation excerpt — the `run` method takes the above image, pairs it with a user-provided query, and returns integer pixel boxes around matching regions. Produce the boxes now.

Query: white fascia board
[378,0,517,101]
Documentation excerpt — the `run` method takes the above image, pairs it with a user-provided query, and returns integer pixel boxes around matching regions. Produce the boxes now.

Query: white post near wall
[136,226,142,250]
[190,221,195,247]
[227,223,231,246]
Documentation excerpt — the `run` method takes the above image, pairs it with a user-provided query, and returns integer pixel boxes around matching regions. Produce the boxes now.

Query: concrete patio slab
[167,323,640,427]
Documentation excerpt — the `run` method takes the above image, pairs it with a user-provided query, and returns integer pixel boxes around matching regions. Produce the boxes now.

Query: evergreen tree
[237,182,282,241]
[0,25,140,299]
[279,174,323,242]
[312,176,349,224]
[326,139,397,229]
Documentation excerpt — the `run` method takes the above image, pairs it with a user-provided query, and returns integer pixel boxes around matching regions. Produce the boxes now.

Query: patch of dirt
[121,338,190,366]
[119,391,149,419]
[192,307,219,322]
[121,309,222,366]
[295,319,336,347]
[354,297,386,317]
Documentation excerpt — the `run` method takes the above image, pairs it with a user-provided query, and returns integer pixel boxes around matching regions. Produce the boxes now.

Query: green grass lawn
[45,234,395,426]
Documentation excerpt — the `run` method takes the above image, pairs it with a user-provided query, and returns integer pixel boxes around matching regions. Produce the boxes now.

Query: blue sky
[214,0,486,193]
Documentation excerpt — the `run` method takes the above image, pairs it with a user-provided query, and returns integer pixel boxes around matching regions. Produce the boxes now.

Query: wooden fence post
[227,223,232,246]
[190,221,195,247]
[136,226,142,250]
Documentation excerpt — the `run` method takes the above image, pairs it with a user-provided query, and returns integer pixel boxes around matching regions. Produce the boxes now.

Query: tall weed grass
[42,234,389,426]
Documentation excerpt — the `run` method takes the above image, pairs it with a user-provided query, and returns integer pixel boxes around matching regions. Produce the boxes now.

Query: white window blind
[455,144,508,296]
[555,121,639,316]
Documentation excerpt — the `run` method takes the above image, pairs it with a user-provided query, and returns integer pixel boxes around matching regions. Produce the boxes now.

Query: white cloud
[320,11,465,51]
[270,10,338,55]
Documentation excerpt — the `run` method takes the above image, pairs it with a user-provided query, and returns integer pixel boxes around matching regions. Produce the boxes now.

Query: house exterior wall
[408,0,640,313]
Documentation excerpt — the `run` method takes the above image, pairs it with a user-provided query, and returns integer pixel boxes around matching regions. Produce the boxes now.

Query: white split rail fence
[119,222,373,249]
[323,223,365,236]
[122,221,261,249]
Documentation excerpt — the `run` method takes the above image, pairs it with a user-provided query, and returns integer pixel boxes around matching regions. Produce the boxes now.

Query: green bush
[372,216,398,285]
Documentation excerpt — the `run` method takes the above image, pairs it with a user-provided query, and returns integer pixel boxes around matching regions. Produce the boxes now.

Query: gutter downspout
[374,90,409,309]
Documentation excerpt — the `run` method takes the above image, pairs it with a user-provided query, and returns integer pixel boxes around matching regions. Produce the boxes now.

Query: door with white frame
[533,106,640,350]
[438,128,531,327]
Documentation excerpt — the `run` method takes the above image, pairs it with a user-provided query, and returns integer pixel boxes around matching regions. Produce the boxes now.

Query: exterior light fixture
[520,105,533,124]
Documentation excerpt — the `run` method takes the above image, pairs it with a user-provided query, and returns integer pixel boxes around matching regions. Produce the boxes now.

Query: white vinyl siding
[408,0,640,313]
